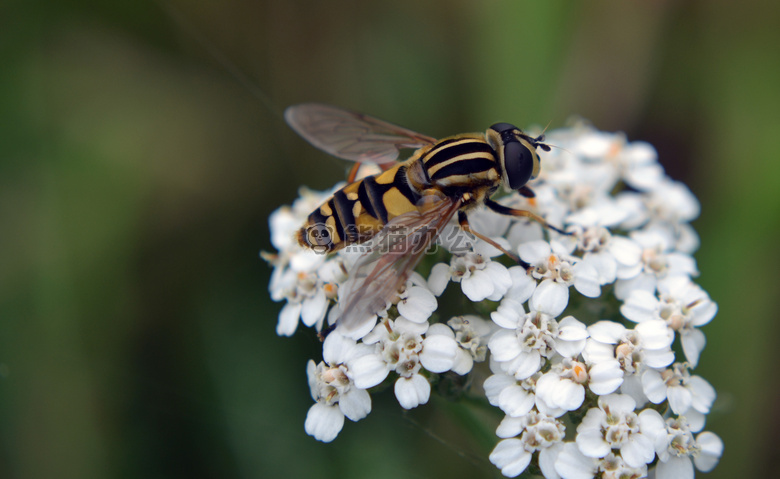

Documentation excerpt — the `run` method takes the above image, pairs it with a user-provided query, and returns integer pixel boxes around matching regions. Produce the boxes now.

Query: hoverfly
[285,104,564,338]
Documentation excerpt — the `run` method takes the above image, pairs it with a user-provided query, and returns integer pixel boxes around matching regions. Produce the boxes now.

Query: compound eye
[504,141,534,190]
[490,122,517,134]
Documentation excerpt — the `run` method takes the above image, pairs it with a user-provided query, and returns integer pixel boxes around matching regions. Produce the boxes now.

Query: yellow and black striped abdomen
[422,135,500,190]
[298,163,422,253]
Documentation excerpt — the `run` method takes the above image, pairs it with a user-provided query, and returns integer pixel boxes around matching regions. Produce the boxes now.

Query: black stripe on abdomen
[394,166,421,205]
[332,190,357,242]
[326,198,346,242]
[430,157,496,181]
[362,176,389,224]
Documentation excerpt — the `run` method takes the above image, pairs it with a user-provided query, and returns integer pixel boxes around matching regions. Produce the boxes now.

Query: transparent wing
[285,103,436,165]
[333,193,462,338]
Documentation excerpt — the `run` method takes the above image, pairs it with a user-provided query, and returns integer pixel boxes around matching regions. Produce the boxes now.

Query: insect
[285,103,564,338]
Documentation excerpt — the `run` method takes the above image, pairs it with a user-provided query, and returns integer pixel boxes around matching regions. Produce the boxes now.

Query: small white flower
[621,277,717,367]
[484,370,539,418]
[444,315,495,374]
[561,226,642,286]
[489,312,588,381]
[489,410,565,477]
[535,358,589,416]
[418,323,460,374]
[429,252,512,301]
[642,362,716,421]
[356,317,433,409]
[304,333,374,442]
[273,269,330,336]
[575,394,663,468]
[555,443,648,479]
[396,276,438,324]
[652,417,723,479]
[519,240,601,315]
[614,227,698,300]
[583,319,675,401]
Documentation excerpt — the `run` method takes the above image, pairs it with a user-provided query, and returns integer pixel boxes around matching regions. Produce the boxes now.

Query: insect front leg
[484,198,570,235]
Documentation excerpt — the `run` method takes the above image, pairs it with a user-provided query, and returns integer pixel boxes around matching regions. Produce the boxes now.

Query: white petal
[572,261,601,297]
[641,369,667,404]
[587,320,626,344]
[496,416,525,438]
[489,329,523,362]
[348,353,389,389]
[555,443,597,479]
[276,302,302,336]
[304,402,344,443]
[420,335,459,373]
[686,409,706,432]
[635,319,674,349]
[599,393,636,414]
[506,266,537,303]
[693,432,723,472]
[582,339,615,365]
[428,263,451,296]
[609,236,642,267]
[491,298,525,329]
[691,299,718,327]
[656,456,693,479]
[290,249,326,272]
[538,443,563,479]
[681,328,706,368]
[461,269,495,302]
[588,361,624,395]
[398,286,437,323]
[518,240,551,264]
[502,350,543,380]
[667,385,692,415]
[338,388,371,422]
[620,290,659,323]
[394,374,430,409]
[557,316,590,341]
[394,316,429,336]
[530,279,569,317]
[301,288,328,326]
[485,261,513,296]
[638,408,666,442]
[498,385,535,417]
[615,273,657,301]
[621,433,655,467]
[643,348,675,369]
[484,374,516,405]
[689,375,716,413]
[538,374,584,411]
[576,421,610,458]
[451,348,474,375]
[620,374,648,405]
[584,251,617,285]
[489,439,532,478]
[322,332,353,365]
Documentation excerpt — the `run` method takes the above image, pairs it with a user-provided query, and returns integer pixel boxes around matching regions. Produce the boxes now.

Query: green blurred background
[1,0,778,477]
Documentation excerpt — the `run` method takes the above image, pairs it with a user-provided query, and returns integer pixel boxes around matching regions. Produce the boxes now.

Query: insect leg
[347,163,361,183]
[485,198,570,235]
[347,162,398,183]
[457,211,527,266]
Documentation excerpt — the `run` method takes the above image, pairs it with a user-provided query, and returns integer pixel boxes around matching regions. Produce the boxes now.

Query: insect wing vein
[334,195,462,338]
[285,103,436,165]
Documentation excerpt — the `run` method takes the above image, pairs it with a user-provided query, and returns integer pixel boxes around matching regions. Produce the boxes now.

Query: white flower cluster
[265,123,723,479]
